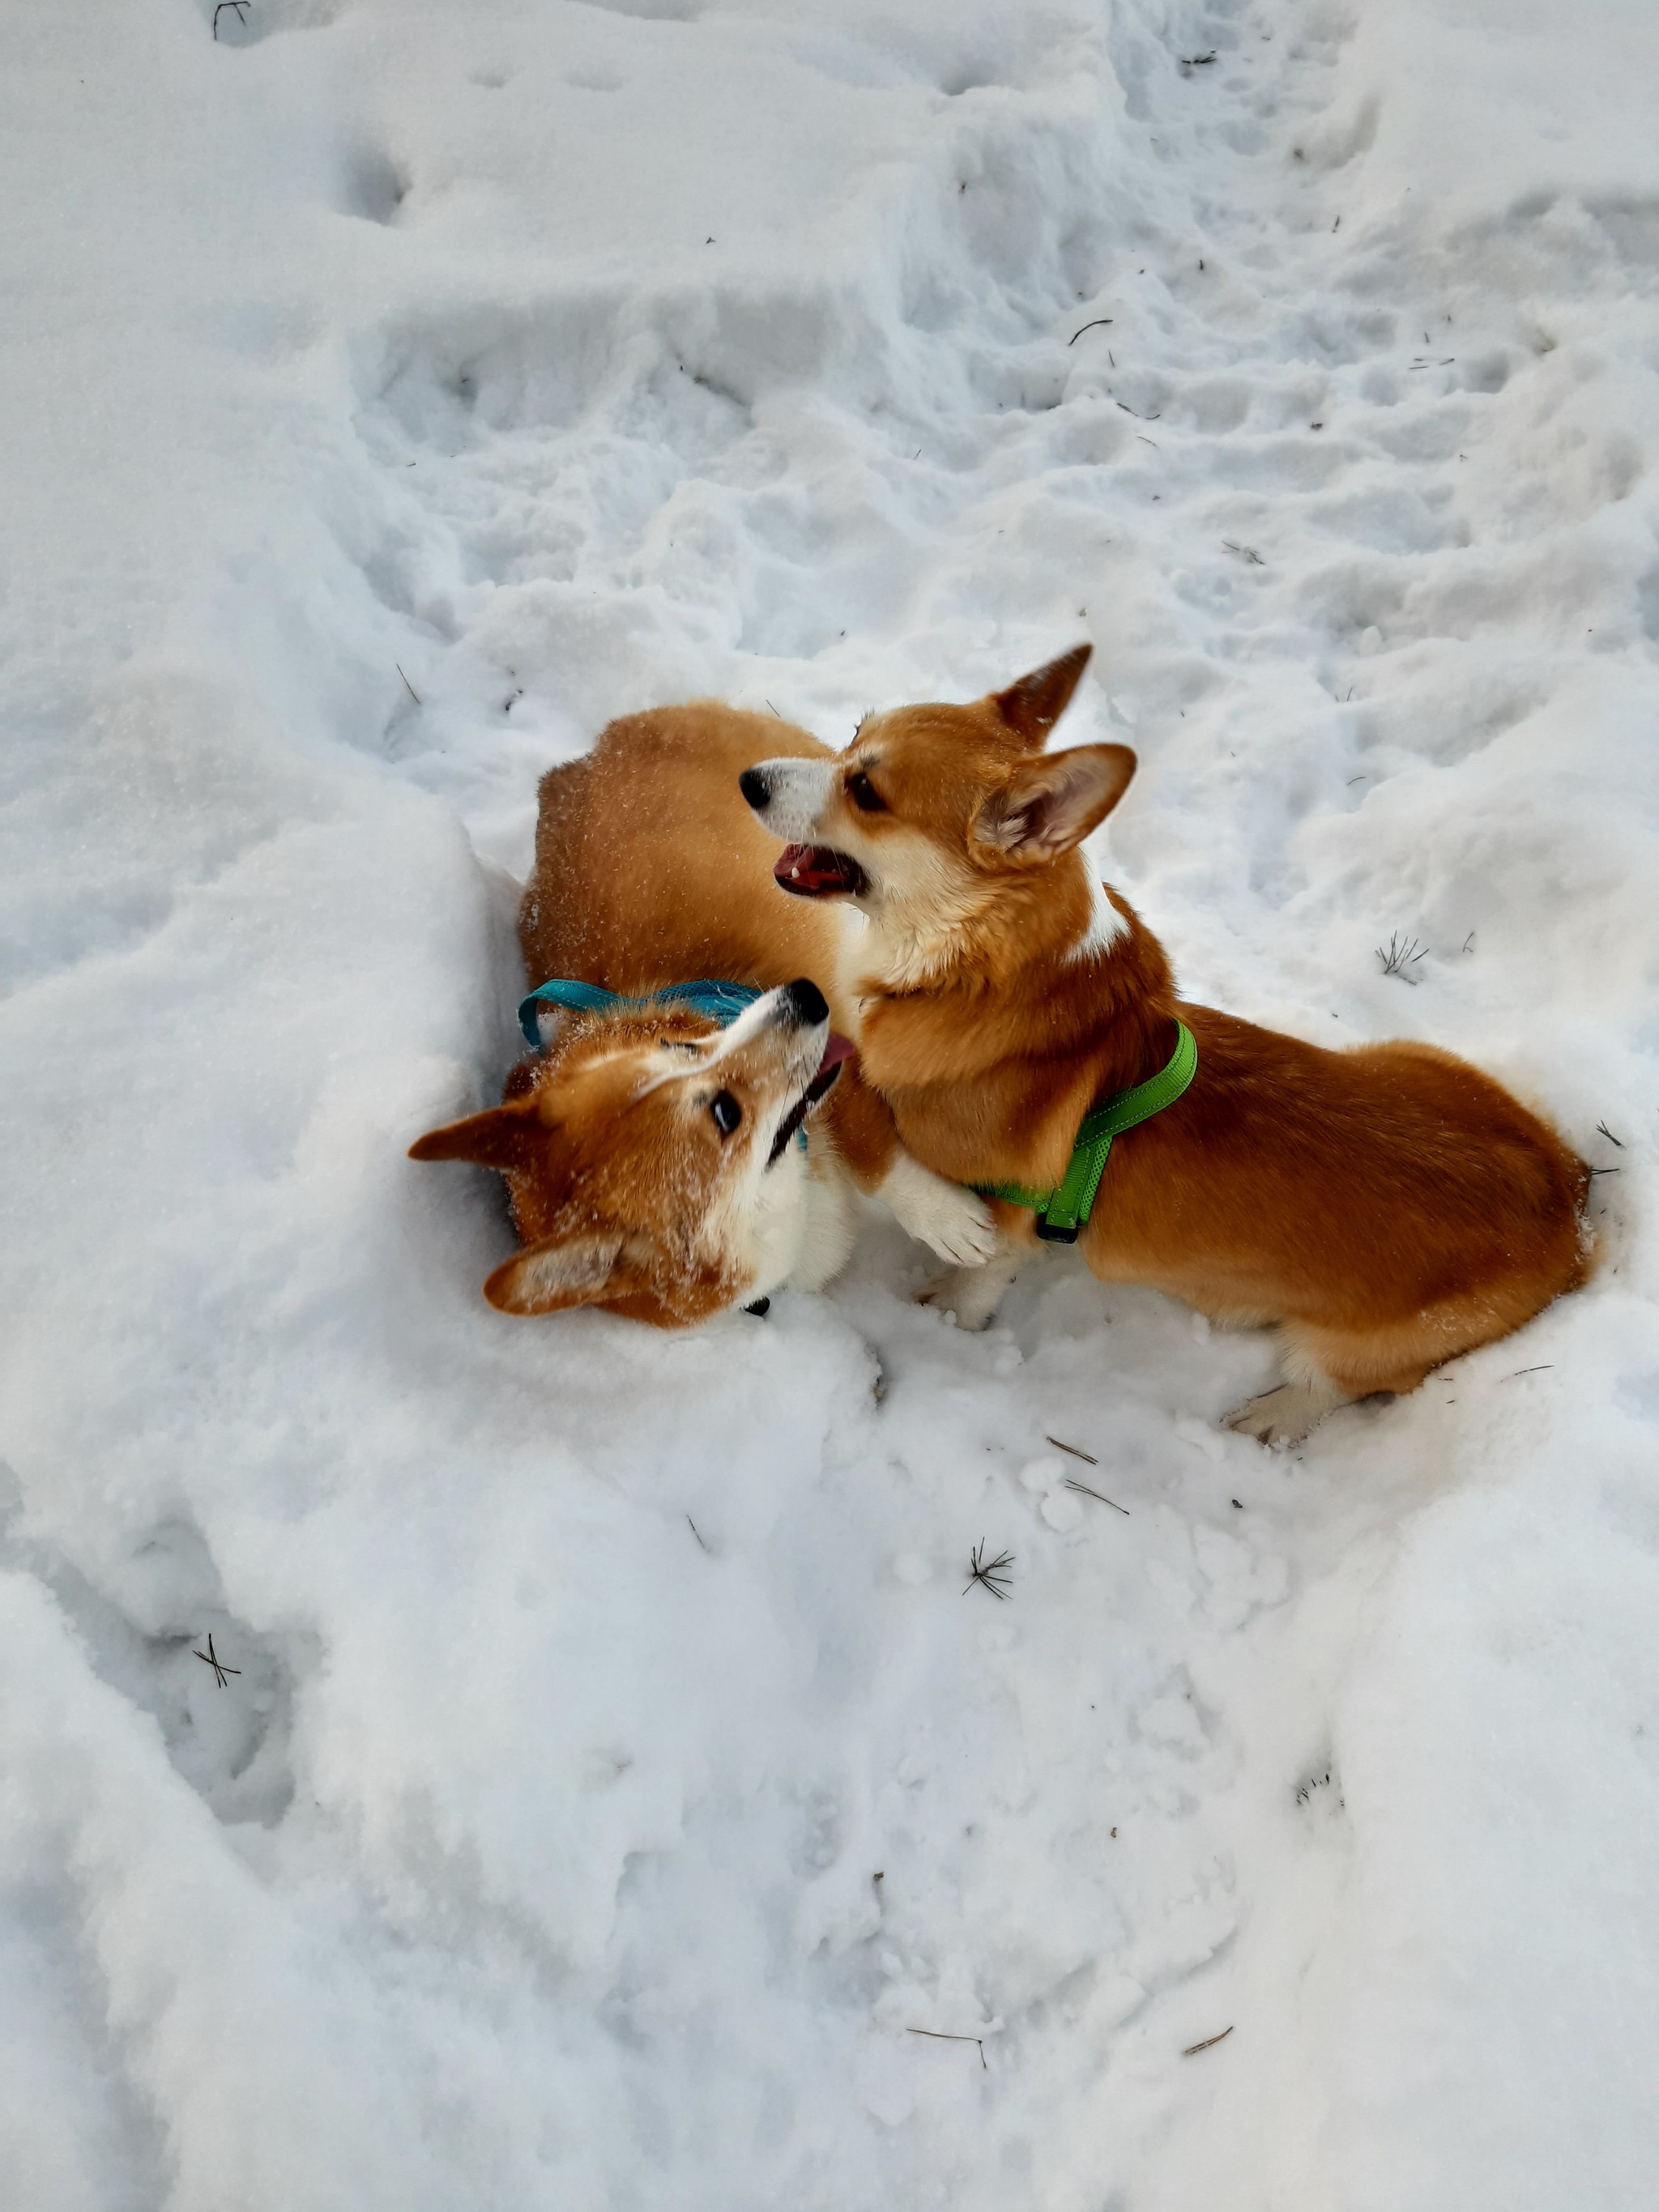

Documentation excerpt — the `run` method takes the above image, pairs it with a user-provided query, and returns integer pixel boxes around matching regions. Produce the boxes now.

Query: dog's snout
[781,977,829,1028]
[739,766,771,812]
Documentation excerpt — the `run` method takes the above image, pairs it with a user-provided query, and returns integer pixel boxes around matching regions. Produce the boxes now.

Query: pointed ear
[484,1231,641,1315]
[989,643,1093,746]
[407,1097,542,1170]
[973,743,1137,864]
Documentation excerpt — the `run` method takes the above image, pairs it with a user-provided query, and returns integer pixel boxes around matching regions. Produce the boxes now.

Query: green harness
[975,1021,1198,1244]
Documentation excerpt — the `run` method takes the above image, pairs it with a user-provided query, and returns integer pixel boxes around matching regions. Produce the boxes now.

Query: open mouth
[774,845,870,900]
[766,1033,854,1165]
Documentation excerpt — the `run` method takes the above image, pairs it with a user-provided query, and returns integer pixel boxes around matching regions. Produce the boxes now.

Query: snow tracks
[3,2,1659,2209]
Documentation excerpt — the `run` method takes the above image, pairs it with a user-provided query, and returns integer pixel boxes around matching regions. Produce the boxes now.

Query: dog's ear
[973,743,1137,863]
[989,643,1093,747]
[483,1231,645,1315]
[407,1097,542,1170]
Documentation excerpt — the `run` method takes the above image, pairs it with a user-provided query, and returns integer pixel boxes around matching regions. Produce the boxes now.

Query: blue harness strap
[518,975,764,1047]
[518,975,809,1151]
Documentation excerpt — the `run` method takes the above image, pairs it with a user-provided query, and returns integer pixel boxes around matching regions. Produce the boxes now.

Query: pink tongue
[818,1031,855,1075]
[775,844,858,896]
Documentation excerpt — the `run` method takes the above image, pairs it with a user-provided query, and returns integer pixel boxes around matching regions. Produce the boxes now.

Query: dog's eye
[710,1091,743,1137]
[847,769,887,814]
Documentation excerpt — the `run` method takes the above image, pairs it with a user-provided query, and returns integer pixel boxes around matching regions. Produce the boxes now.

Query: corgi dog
[408,703,995,1326]
[740,646,1593,1441]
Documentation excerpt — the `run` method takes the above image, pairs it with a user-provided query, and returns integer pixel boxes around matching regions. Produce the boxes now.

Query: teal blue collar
[518,976,808,1151]
[519,975,764,1048]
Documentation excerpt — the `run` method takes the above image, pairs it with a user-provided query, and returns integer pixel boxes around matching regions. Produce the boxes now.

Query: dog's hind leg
[1224,1371,1346,1447]
[1224,1326,1358,1445]
[1224,1298,1513,1446]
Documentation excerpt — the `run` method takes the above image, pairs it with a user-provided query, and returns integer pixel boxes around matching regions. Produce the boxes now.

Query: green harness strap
[975,1021,1198,1244]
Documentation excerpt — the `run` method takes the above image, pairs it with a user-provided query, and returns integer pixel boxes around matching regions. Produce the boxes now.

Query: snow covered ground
[3,0,1659,2203]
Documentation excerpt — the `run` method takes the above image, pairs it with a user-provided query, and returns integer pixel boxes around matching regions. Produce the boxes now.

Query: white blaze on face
[748,757,838,842]
[662,985,836,1295]
[669,982,856,1298]
[707,990,830,1155]
[637,989,823,1156]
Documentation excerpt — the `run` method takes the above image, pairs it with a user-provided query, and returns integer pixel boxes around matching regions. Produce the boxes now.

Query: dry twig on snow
[964,1541,1013,1600]
[1377,931,1427,982]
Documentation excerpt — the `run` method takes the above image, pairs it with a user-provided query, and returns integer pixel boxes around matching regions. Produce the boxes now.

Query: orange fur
[742,647,1593,1432]
[410,704,995,1325]
[411,1000,827,1327]
[519,703,902,1189]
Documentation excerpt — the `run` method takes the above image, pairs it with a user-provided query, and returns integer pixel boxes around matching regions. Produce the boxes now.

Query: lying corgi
[409,704,995,1324]
[740,646,1593,1440]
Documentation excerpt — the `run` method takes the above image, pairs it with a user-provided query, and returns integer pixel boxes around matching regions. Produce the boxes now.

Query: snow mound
[3,1,1658,2206]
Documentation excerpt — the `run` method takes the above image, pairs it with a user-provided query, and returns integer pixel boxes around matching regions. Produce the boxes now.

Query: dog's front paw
[922,1188,1000,1267]
[879,1157,997,1266]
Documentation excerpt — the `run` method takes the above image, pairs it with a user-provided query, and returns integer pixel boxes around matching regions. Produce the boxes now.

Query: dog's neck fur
[847,851,1180,1190]
[851,861,1000,994]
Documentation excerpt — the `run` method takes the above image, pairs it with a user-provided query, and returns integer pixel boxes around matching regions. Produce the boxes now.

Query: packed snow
[2,0,1658,2205]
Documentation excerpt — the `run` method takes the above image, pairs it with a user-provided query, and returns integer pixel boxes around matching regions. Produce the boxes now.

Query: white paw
[1223,1382,1333,1448]
[917,1265,998,1330]
[921,1189,1000,1267]
[877,1156,997,1267]
[917,1245,1028,1330]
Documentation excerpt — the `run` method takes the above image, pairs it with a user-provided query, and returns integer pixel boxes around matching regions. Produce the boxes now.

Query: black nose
[781,977,829,1027]
[739,766,770,811]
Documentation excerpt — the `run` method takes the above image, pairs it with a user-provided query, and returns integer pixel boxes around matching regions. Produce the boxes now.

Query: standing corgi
[740,647,1592,1440]
[409,704,995,1325]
